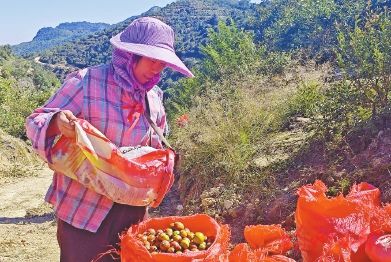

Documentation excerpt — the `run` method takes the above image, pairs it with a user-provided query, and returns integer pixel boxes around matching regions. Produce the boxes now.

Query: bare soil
[0,168,58,262]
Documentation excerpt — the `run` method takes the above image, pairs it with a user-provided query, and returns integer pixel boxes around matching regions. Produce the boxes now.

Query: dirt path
[0,166,182,262]
[0,168,59,262]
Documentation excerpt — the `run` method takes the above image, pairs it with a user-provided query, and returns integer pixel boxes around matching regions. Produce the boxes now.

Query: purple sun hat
[110,17,194,78]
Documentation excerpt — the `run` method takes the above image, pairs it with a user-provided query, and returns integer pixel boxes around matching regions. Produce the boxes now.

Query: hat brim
[110,34,194,78]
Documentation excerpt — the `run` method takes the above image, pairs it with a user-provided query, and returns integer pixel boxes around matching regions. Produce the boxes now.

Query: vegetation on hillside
[0,45,59,138]
[164,2,391,231]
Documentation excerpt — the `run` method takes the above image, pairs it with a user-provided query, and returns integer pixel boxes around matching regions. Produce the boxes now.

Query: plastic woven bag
[48,119,175,207]
[120,214,230,262]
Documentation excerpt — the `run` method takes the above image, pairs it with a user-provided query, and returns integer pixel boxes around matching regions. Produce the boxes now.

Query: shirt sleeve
[25,69,87,163]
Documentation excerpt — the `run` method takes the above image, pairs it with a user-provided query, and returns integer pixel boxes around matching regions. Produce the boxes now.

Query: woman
[26,17,193,262]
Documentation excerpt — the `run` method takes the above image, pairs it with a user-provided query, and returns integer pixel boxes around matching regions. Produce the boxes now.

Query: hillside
[12,22,110,57]
[36,0,258,80]
[1,0,390,260]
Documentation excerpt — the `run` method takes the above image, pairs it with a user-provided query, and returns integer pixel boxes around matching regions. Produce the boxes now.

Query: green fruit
[198,242,207,250]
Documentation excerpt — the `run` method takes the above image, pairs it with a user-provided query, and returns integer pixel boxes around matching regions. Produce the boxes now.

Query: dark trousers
[57,203,147,262]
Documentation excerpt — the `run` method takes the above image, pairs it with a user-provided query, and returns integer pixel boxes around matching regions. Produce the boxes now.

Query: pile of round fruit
[136,221,214,254]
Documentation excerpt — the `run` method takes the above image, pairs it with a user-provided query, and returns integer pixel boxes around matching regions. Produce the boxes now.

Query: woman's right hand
[54,110,77,138]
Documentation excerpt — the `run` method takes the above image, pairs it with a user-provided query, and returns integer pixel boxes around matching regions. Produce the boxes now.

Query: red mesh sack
[295,180,390,261]
[365,233,391,262]
[229,225,295,262]
[120,214,230,262]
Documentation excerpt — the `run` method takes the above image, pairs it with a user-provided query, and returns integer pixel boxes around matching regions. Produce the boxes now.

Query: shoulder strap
[144,95,173,150]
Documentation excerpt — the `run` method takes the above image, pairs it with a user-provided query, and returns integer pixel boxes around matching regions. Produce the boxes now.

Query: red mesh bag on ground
[120,214,230,262]
[295,180,391,261]
[229,224,295,262]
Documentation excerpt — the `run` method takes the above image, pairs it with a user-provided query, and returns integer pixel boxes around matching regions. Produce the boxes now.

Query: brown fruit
[159,240,170,251]
[174,221,185,231]
[171,241,182,251]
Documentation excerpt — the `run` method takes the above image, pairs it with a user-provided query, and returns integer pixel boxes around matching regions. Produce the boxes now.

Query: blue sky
[0,0,262,46]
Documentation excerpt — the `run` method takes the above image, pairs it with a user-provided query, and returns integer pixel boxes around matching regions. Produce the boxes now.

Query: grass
[0,128,44,182]
[169,65,325,215]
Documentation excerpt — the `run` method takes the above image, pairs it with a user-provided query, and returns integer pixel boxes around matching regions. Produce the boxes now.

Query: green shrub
[282,80,323,120]
[336,9,391,127]
[0,47,59,138]
[0,77,55,138]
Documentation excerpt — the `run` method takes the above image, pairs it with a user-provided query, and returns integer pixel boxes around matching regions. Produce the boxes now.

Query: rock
[223,200,233,210]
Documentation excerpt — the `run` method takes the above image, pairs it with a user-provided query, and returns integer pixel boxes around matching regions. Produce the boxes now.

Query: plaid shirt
[26,64,166,232]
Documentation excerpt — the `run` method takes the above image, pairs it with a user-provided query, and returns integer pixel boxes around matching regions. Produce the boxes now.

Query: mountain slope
[37,0,258,71]
[12,22,111,57]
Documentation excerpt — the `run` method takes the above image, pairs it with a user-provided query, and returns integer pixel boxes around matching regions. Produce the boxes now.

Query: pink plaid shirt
[26,64,166,232]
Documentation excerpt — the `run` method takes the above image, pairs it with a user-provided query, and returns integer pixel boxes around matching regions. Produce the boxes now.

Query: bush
[0,77,55,138]
[336,9,391,127]
[0,49,58,138]
[280,80,323,122]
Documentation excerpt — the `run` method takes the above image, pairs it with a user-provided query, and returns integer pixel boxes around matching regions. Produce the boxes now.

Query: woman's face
[132,56,166,84]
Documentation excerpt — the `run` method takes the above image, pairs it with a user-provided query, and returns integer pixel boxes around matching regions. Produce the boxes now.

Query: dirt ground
[0,168,58,261]
[0,166,183,262]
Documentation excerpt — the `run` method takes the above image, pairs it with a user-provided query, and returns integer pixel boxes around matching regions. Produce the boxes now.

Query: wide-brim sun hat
[110,17,194,78]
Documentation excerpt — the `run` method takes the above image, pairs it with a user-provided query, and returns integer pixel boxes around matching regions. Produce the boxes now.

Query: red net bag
[120,214,230,262]
[229,225,295,262]
[295,180,391,261]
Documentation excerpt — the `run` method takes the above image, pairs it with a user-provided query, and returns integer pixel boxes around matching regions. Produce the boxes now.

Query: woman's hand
[53,110,77,138]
